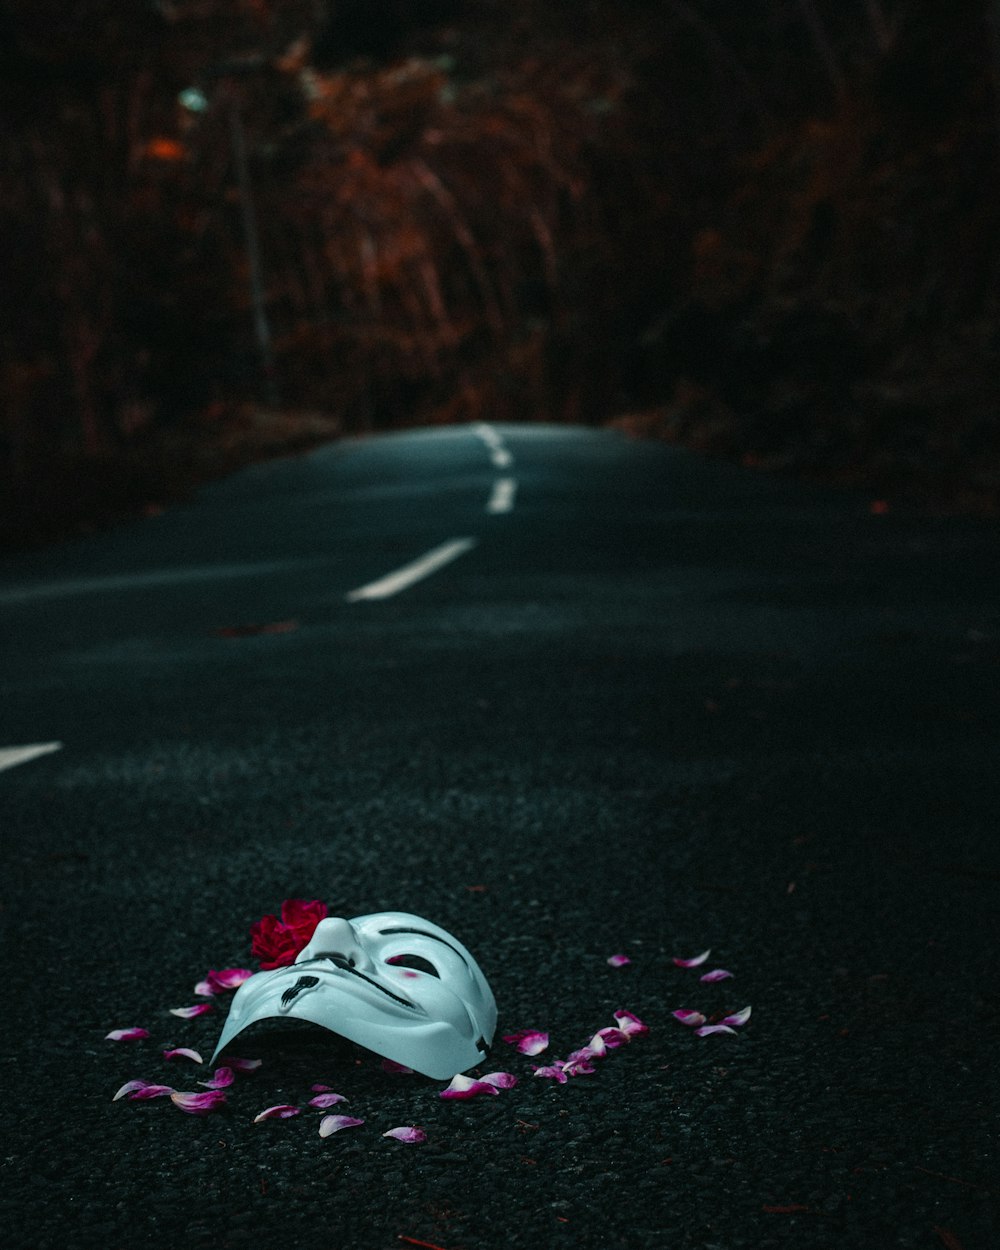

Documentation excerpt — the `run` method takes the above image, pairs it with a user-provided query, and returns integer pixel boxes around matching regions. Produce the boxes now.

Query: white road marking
[0,742,63,773]
[490,447,513,469]
[486,477,518,514]
[345,538,477,602]
[474,422,514,469]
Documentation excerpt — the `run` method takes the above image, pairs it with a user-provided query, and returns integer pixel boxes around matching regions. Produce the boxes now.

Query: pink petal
[228,1057,262,1072]
[170,1090,227,1115]
[194,979,216,997]
[613,1009,649,1037]
[502,1029,550,1056]
[672,949,711,968]
[382,1126,427,1144]
[163,1047,204,1064]
[699,969,733,983]
[380,1059,415,1075]
[198,1067,235,1089]
[318,1114,365,1137]
[205,968,252,993]
[169,1003,214,1019]
[607,953,632,967]
[253,1104,301,1122]
[309,1092,348,1108]
[595,1026,628,1050]
[113,1080,174,1101]
[310,1083,334,1092]
[105,1027,150,1041]
[672,1009,707,1027]
[561,1052,596,1076]
[480,1071,518,1090]
[439,1074,501,1100]
[721,1005,752,1027]
[694,1024,737,1037]
[531,1064,569,1083]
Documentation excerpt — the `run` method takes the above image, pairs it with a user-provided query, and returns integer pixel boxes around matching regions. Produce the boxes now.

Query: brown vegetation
[1,2,998,546]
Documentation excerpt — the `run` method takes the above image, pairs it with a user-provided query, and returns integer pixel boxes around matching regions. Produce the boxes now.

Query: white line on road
[474,422,514,470]
[489,447,513,469]
[486,477,518,514]
[345,538,477,602]
[0,742,63,773]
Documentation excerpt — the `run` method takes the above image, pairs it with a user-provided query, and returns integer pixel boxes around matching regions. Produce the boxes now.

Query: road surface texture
[1,424,998,1249]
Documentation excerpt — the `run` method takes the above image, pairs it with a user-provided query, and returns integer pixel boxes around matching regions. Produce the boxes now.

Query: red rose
[250,913,300,969]
[280,898,328,948]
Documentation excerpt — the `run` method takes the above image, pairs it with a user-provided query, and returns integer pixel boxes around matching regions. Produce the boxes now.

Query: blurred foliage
[1,0,999,543]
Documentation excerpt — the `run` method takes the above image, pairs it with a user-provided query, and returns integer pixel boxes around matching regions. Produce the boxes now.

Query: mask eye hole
[386,953,439,977]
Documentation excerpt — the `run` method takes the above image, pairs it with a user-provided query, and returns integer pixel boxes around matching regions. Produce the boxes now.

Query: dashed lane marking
[0,742,63,773]
[486,477,518,514]
[345,538,477,602]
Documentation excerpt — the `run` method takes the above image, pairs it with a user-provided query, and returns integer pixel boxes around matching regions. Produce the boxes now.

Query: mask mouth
[265,956,426,1017]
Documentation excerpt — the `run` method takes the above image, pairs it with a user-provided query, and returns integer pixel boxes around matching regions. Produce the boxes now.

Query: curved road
[1,424,998,1248]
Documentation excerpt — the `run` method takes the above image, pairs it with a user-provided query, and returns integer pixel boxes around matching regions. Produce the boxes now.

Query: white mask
[211,911,497,1079]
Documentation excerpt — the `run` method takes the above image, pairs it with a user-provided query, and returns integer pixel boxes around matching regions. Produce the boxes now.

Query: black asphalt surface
[1,423,998,1249]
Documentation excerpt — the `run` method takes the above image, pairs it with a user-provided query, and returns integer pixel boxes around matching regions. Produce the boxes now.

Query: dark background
[2,0,999,545]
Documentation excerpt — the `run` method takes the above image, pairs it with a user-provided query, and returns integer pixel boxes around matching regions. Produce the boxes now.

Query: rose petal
[700,969,733,983]
[170,1090,227,1115]
[585,1033,610,1058]
[194,979,216,997]
[480,1071,517,1089]
[380,1058,415,1075]
[382,1126,427,1144]
[113,1080,174,1101]
[229,1057,262,1072]
[694,1024,737,1037]
[607,953,632,967]
[318,1114,364,1137]
[672,949,711,968]
[253,1104,300,1122]
[721,1005,752,1027]
[309,1092,348,1108]
[561,1052,596,1076]
[206,968,253,993]
[531,1064,569,1083]
[672,1009,707,1027]
[169,1004,214,1019]
[198,1067,235,1090]
[105,1027,150,1041]
[612,1009,648,1037]
[439,1074,501,1100]
[163,1048,204,1064]
[595,1026,628,1049]
[502,1030,550,1056]
[310,1083,334,1092]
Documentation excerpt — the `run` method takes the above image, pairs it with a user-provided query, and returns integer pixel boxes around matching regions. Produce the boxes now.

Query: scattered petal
[253,1104,300,1122]
[319,1114,364,1137]
[228,1057,262,1072]
[113,1080,174,1101]
[531,1064,569,1083]
[613,1009,649,1037]
[502,1029,549,1056]
[721,1005,752,1027]
[382,1126,427,1144]
[607,953,632,967]
[309,1092,348,1108]
[169,1004,214,1019]
[380,1059,415,1075]
[480,1071,518,1090]
[163,1048,204,1064]
[672,1009,708,1027]
[585,1033,608,1058]
[198,1067,235,1089]
[700,969,733,983]
[439,1074,501,1100]
[695,1024,737,1037]
[561,1051,596,1076]
[595,1026,628,1049]
[196,968,253,996]
[105,1027,150,1041]
[310,1083,334,1092]
[170,1090,227,1115]
[673,949,711,968]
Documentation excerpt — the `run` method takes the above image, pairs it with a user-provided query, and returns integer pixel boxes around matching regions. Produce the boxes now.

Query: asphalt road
[1,423,998,1249]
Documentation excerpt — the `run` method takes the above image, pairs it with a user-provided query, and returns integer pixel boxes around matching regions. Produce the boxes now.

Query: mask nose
[296,917,373,972]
